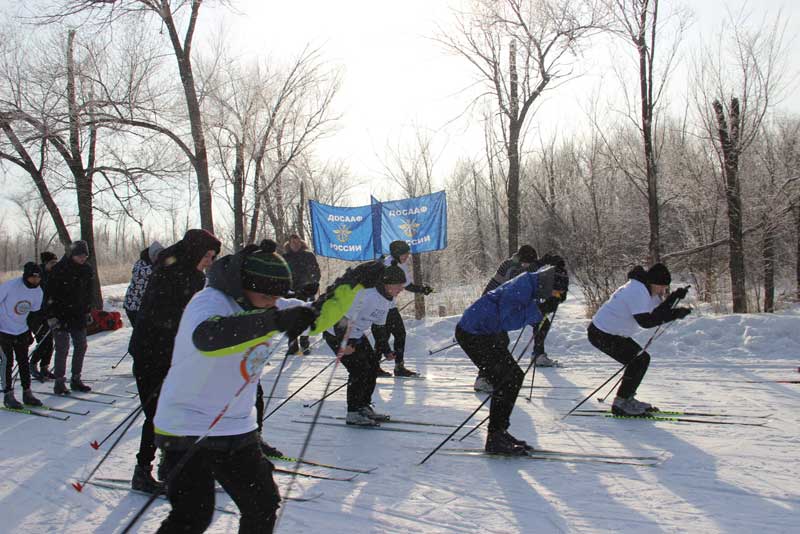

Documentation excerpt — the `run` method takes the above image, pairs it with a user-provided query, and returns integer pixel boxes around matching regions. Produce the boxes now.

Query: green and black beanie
[382,264,406,285]
[241,239,292,296]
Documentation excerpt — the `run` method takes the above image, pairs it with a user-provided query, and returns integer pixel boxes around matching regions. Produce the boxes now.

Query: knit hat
[389,240,411,258]
[40,251,57,263]
[241,239,292,296]
[70,240,89,257]
[23,262,42,279]
[382,264,407,285]
[517,245,538,264]
[647,263,671,285]
[148,241,164,263]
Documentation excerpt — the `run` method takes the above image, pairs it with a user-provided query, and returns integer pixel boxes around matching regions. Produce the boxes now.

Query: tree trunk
[713,98,747,312]
[471,167,488,273]
[297,181,306,240]
[796,204,800,301]
[233,141,245,251]
[411,253,425,320]
[762,217,775,313]
[506,40,521,256]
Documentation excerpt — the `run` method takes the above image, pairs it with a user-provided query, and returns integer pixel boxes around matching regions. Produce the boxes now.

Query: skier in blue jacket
[455,265,568,455]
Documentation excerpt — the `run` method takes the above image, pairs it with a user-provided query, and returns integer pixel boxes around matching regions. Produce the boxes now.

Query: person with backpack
[28,251,58,382]
[123,241,164,327]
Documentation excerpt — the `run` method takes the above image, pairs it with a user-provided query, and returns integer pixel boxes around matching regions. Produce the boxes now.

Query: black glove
[275,307,319,339]
[672,307,691,320]
[47,317,61,330]
[422,285,434,296]
[539,296,560,315]
[672,286,689,300]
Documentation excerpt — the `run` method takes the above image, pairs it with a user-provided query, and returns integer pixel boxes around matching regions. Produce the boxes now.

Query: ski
[291,419,454,436]
[1,405,70,420]
[303,413,459,428]
[80,390,136,399]
[578,409,771,419]
[34,391,115,405]
[37,404,90,416]
[377,375,426,381]
[266,454,376,474]
[87,479,323,503]
[571,412,767,427]
[443,446,662,461]
[439,449,660,466]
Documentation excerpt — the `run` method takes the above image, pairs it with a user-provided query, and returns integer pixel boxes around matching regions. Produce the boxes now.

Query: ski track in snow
[1,282,798,533]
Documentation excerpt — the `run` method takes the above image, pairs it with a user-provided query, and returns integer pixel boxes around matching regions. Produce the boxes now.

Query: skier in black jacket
[43,241,94,395]
[282,234,321,355]
[128,229,221,493]
[28,251,59,381]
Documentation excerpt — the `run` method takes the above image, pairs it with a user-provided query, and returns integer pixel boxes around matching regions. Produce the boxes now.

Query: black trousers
[371,307,405,365]
[134,364,167,468]
[0,332,32,391]
[324,333,379,412]
[455,326,523,433]
[587,322,651,399]
[28,317,53,371]
[156,432,280,534]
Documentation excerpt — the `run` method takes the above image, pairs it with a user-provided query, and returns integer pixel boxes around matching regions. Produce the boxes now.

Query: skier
[28,251,58,382]
[0,262,44,409]
[588,263,691,416]
[474,244,540,393]
[374,240,434,377]
[42,241,94,395]
[455,265,568,455]
[152,241,318,534]
[128,229,220,493]
[282,233,321,355]
[123,241,164,327]
[324,263,407,425]
[527,252,568,368]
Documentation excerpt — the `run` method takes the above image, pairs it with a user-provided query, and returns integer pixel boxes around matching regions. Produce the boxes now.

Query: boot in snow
[533,353,559,367]
[376,367,392,378]
[131,464,163,493]
[42,368,56,380]
[53,379,71,395]
[260,439,284,458]
[22,389,43,407]
[361,405,390,422]
[485,431,527,455]
[394,364,419,377]
[346,410,380,426]
[473,376,494,393]
[611,396,648,416]
[70,377,92,393]
[501,430,532,451]
[3,390,23,410]
[30,368,45,383]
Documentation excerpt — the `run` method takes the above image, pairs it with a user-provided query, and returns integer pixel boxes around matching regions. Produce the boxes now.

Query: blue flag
[309,201,375,261]
[374,191,448,254]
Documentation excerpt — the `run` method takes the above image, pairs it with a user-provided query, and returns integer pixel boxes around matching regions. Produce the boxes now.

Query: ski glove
[422,285,434,296]
[672,286,689,300]
[672,307,691,320]
[47,317,61,330]
[275,307,318,340]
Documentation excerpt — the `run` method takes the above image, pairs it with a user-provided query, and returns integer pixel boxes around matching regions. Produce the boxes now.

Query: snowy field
[1,283,799,534]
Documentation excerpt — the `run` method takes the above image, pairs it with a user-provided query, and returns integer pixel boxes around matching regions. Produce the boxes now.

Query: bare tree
[440,0,608,255]
[8,190,55,259]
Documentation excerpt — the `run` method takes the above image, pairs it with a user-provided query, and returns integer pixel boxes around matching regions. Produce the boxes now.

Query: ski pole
[428,339,457,355]
[119,334,287,534]
[509,326,526,355]
[303,381,346,408]
[527,310,558,402]
[111,351,129,369]
[89,404,143,450]
[262,359,336,422]
[419,393,492,465]
[457,333,538,443]
[562,321,673,420]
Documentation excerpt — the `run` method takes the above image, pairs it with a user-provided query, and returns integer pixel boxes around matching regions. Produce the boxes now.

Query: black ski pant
[52,326,87,382]
[0,331,33,391]
[476,331,509,380]
[456,326,523,433]
[324,333,378,412]
[255,382,264,433]
[156,431,280,534]
[587,322,651,399]
[133,363,167,468]
[372,307,405,365]
[27,315,53,372]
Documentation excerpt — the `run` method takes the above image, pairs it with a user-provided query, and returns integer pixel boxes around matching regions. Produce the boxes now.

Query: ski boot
[259,439,284,458]
[30,368,44,383]
[473,376,494,393]
[53,379,71,395]
[485,430,527,455]
[70,377,92,393]
[533,353,559,367]
[346,410,380,426]
[376,367,392,378]
[611,396,648,416]
[3,389,23,410]
[22,389,43,407]
[361,405,390,422]
[131,464,163,493]
[394,364,419,377]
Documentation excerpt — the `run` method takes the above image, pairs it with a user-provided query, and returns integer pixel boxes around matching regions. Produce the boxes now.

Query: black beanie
[70,240,89,257]
[517,245,538,264]
[40,251,57,263]
[647,263,671,285]
[23,262,42,279]
[389,240,411,258]
[241,240,292,296]
[382,265,407,285]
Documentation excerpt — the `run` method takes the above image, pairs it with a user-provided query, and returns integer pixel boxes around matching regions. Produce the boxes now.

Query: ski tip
[90,441,99,450]
[72,482,84,492]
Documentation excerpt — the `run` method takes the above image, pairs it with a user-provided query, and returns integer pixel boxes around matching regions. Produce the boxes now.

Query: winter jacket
[128,230,221,377]
[283,240,321,291]
[0,277,43,335]
[482,253,528,295]
[26,262,53,334]
[123,248,154,312]
[458,266,557,336]
[43,255,94,330]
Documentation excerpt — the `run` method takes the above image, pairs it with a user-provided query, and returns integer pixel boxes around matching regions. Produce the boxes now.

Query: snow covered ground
[1,283,799,533]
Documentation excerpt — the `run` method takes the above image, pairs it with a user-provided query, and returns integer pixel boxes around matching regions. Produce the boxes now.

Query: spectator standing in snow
[588,263,691,416]
[43,241,94,395]
[128,229,221,493]
[123,241,164,327]
[374,240,434,377]
[28,251,58,382]
[456,265,568,455]
[0,262,45,409]
[282,234,321,355]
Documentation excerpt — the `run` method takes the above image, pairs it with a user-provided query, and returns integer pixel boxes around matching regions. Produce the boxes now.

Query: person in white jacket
[0,262,44,409]
[152,242,318,534]
[324,264,407,426]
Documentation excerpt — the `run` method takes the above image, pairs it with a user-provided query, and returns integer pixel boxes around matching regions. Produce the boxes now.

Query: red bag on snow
[87,309,123,336]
